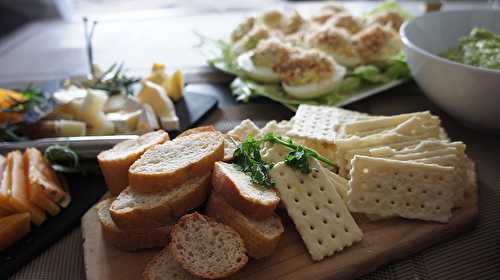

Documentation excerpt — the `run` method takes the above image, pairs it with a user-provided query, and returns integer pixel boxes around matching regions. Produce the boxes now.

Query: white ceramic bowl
[401,10,500,131]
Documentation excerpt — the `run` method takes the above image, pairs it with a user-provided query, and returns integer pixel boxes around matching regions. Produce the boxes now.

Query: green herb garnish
[233,133,334,187]
[44,144,81,173]
[233,135,275,187]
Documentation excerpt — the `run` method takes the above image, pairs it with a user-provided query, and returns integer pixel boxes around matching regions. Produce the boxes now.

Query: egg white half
[282,63,346,99]
[237,52,281,83]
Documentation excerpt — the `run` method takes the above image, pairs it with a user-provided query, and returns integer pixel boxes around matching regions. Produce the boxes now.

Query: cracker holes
[360,196,365,202]
[409,173,414,178]
[407,188,413,193]
[375,198,380,204]
[315,205,320,210]
[392,186,397,191]
[436,206,441,210]
[437,191,443,196]
[294,197,299,203]
[312,174,318,179]
[287,184,291,190]
[310,225,315,231]
[302,210,307,216]
[300,179,305,184]
[320,186,325,192]
[336,213,341,219]
[420,204,425,209]
[376,184,382,189]
[307,192,312,197]
[328,199,333,204]
[424,175,429,179]
[318,239,323,245]
[344,227,349,233]
[279,172,285,176]
[406,202,411,207]
[331,234,336,239]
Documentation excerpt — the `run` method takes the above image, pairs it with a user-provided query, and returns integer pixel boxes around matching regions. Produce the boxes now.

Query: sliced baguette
[98,130,169,195]
[110,173,211,229]
[212,162,279,220]
[96,198,171,251]
[206,192,284,259]
[144,247,200,280]
[177,125,216,138]
[170,212,248,279]
[129,132,224,193]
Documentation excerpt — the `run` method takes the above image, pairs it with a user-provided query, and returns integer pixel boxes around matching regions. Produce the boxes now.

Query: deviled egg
[237,39,295,83]
[327,12,364,34]
[232,26,271,55]
[353,24,402,64]
[260,9,286,29]
[310,2,346,24]
[368,11,406,31]
[307,27,362,67]
[230,17,256,43]
[276,50,346,99]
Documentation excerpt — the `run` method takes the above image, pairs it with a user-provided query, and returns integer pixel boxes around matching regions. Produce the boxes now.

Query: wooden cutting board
[82,198,478,280]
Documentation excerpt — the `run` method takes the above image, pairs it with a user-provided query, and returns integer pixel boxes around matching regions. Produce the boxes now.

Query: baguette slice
[8,151,46,226]
[170,212,248,279]
[144,247,200,280]
[129,131,224,193]
[206,193,284,259]
[212,162,279,220]
[110,173,211,229]
[177,125,216,138]
[98,130,169,195]
[96,198,171,251]
[0,212,31,250]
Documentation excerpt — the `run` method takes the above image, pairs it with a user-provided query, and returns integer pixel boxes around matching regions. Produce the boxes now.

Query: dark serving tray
[0,172,107,279]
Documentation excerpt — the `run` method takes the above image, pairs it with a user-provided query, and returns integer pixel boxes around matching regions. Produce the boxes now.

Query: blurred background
[0,0,495,84]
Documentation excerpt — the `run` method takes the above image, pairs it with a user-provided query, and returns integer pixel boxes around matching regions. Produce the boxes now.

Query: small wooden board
[82,200,477,280]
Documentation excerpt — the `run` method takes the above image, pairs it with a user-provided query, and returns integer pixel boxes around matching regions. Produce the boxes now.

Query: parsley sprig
[233,133,334,187]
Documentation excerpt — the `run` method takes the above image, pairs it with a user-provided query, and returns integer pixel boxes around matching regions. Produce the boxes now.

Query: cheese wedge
[8,151,46,226]
[0,213,31,250]
[137,81,179,131]
[136,104,160,133]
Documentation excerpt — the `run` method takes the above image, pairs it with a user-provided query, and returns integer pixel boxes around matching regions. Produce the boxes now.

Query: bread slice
[212,162,279,220]
[206,193,284,259]
[177,125,216,138]
[170,212,248,279]
[0,212,31,250]
[98,130,169,195]
[96,198,171,251]
[110,173,211,229]
[129,131,224,193]
[143,247,200,280]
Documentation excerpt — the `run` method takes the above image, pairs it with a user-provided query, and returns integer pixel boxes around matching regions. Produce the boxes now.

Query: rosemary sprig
[233,133,334,187]
[44,144,81,173]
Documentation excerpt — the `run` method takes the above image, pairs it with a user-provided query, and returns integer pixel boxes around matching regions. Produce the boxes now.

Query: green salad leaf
[364,0,414,20]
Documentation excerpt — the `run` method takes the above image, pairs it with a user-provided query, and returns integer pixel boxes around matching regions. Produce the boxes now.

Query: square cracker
[347,155,457,223]
[270,159,363,261]
[287,104,368,144]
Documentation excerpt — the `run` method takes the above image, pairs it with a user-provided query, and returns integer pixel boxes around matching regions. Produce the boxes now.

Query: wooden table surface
[4,1,500,279]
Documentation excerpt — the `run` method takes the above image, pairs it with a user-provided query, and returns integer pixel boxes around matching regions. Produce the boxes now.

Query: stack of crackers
[233,104,476,262]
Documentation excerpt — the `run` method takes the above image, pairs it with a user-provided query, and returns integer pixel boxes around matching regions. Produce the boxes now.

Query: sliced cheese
[8,151,46,226]
[0,213,31,250]
[107,110,142,133]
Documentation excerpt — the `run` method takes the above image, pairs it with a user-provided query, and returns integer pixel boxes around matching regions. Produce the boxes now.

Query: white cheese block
[137,81,179,131]
[136,104,160,133]
[54,120,86,137]
[227,119,261,140]
[107,110,142,133]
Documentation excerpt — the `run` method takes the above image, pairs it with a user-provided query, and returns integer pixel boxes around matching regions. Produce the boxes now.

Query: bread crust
[206,193,284,259]
[97,198,171,251]
[98,130,169,195]
[129,132,224,193]
[212,162,279,220]
[109,174,211,229]
[177,125,216,138]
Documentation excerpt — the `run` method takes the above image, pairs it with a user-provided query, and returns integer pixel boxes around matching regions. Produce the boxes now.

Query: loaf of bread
[170,212,248,279]
[212,162,279,220]
[109,173,211,229]
[98,130,169,195]
[206,193,284,259]
[96,198,171,251]
[129,131,224,193]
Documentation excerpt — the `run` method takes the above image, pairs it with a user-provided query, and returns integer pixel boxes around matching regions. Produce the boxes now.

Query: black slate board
[0,171,107,279]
